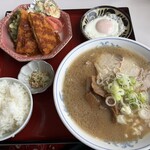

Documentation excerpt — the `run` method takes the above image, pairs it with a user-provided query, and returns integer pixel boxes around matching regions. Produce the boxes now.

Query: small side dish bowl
[0,77,33,141]
[53,37,150,150]
[18,60,54,94]
[80,6,132,40]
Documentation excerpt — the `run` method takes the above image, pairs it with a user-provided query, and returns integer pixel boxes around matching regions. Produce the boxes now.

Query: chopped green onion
[104,73,148,111]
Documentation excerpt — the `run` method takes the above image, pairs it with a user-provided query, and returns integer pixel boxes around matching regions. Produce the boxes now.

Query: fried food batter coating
[16,9,39,55]
[28,12,60,55]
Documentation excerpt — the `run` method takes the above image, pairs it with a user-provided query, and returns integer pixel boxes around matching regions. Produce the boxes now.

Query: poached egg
[84,14,126,39]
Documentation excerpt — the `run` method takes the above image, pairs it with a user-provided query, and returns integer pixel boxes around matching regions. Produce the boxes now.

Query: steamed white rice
[0,80,30,137]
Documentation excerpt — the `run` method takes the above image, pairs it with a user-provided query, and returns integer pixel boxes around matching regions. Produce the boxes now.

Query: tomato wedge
[46,16,63,32]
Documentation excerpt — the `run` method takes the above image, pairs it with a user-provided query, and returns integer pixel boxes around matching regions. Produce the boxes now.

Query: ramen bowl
[53,37,150,150]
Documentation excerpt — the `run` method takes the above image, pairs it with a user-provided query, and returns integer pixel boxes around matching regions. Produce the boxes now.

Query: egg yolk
[96,19,113,34]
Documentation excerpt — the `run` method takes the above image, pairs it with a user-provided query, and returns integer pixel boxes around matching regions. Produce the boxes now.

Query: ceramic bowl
[53,37,150,150]
[18,60,54,94]
[0,4,72,62]
[0,77,33,141]
[80,6,132,40]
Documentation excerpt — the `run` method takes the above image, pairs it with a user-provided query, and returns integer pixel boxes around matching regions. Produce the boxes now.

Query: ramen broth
[63,46,150,142]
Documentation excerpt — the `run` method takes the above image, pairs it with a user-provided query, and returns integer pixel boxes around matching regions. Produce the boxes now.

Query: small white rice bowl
[0,77,33,141]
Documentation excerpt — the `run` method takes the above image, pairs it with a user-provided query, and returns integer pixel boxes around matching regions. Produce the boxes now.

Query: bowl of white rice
[0,77,33,141]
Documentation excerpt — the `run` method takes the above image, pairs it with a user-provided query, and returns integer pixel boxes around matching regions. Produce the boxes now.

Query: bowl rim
[0,77,33,141]
[80,5,133,40]
[53,37,150,150]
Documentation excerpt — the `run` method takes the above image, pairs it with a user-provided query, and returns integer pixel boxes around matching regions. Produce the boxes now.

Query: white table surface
[0,0,150,47]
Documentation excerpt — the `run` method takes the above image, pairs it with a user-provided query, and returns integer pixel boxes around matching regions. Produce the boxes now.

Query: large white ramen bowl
[0,77,33,141]
[53,37,150,150]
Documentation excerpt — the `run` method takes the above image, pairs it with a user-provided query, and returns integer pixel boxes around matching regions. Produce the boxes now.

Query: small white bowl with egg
[18,60,54,94]
[0,77,33,141]
[81,6,132,39]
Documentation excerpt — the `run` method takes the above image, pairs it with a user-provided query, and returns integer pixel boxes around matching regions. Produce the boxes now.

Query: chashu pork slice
[92,53,123,97]
[95,53,141,79]
[137,63,150,90]
[16,9,39,55]
[119,57,141,77]
[94,53,123,81]
[28,12,60,55]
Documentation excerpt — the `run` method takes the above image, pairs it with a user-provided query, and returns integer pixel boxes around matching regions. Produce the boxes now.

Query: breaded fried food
[16,9,39,55]
[28,12,60,55]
